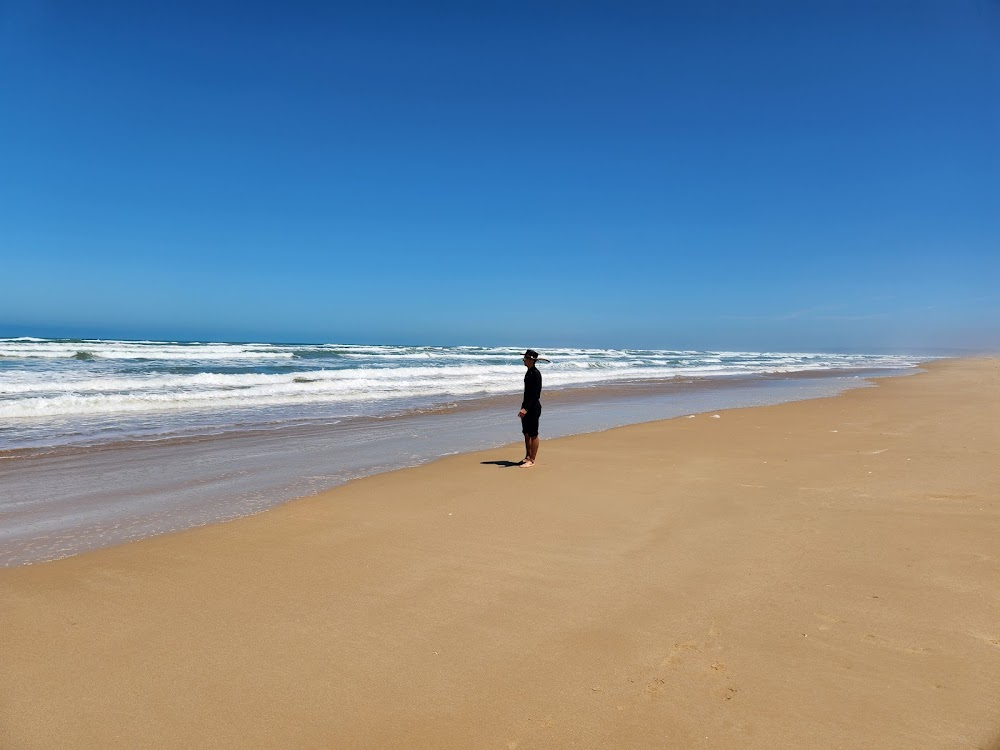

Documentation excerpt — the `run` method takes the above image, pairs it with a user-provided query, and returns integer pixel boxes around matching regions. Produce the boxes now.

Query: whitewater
[0,337,921,454]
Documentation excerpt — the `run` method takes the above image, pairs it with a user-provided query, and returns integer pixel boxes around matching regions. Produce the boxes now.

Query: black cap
[523,349,539,360]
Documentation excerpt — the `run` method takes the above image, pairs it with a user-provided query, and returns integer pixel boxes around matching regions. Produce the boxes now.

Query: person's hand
[518,409,526,419]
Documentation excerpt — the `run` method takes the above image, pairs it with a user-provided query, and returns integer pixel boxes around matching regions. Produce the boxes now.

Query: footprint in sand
[645,625,736,703]
[645,677,667,695]
[814,612,846,631]
[661,640,700,667]
[971,633,1000,649]
[661,623,724,668]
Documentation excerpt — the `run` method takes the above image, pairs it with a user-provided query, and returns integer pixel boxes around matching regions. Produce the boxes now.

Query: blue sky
[1,1,997,352]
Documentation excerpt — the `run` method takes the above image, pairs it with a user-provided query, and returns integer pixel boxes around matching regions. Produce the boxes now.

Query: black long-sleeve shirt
[521,367,542,410]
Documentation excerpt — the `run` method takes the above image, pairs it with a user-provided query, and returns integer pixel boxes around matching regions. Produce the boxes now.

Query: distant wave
[0,339,296,360]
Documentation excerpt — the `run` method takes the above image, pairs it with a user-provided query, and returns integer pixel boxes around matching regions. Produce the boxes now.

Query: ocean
[0,337,921,454]
[0,337,925,565]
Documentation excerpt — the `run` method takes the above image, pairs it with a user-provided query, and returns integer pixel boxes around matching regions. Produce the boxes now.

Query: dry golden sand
[2,358,999,749]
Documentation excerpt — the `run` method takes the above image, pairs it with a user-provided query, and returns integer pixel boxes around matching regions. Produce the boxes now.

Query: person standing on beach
[518,349,546,467]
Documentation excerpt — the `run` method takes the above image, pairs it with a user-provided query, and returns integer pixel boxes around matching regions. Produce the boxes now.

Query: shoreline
[1,340,924,458]
[1,357,998,748]
[1,366,921,567]
[0,364,921,459]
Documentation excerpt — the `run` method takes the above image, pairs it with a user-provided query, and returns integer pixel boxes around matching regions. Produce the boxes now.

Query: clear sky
[1,1,997,352]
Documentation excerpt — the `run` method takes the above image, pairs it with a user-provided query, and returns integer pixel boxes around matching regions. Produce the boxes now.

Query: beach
[1,356,998,748]
[1,339,920,567]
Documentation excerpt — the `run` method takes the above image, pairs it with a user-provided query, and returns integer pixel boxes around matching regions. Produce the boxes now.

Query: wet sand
[1,358,998,749]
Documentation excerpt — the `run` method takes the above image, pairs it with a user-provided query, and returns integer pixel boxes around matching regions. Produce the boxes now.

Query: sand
[1,358,998,749]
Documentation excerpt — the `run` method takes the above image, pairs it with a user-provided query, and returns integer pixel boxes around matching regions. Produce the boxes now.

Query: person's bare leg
[520,434,531,464]
[521,436,539,467]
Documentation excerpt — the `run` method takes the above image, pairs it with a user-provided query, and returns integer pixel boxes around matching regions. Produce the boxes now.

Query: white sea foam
[0,339,295,360]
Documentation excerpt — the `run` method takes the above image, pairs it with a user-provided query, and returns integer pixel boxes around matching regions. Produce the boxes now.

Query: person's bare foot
[519,459,535,468]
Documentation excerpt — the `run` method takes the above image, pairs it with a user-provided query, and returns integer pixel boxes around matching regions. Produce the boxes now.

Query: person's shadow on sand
[480,460,522,468]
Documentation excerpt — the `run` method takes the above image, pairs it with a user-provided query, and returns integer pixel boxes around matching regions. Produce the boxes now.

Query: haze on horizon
[1,1,997,353]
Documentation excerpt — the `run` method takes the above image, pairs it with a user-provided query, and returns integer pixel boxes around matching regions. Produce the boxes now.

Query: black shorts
[521,406,541,437]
